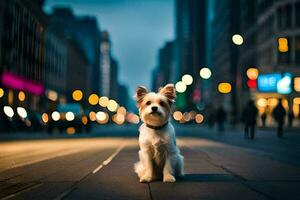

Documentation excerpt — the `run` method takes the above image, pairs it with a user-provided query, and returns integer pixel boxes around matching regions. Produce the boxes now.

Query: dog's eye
[159,101,165,106]
[146,101,151,105]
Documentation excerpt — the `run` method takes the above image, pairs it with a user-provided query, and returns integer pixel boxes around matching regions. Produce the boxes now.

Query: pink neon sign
[1,71,44,95]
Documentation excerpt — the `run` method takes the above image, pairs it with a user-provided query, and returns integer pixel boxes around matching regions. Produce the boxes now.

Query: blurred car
[48,103,85,133]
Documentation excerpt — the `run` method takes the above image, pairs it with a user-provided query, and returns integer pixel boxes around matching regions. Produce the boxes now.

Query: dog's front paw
[140,175,153,183]
[163,174,176,183]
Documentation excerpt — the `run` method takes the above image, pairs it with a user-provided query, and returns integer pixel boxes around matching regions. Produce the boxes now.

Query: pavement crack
[147,183,153,200]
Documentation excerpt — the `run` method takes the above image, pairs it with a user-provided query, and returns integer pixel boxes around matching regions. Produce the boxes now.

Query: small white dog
[134,83,184,183]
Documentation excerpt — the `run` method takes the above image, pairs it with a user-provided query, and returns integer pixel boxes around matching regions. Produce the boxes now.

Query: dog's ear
[133,86,148,107]
[159,83,176,103]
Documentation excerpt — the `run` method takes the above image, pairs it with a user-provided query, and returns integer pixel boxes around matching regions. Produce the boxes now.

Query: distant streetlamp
[182,74,193,85]
[232,34,243,45]
[199,67,212,79]
[88,94,99,105]
[175,81,187,93]
[218,82,232,94]
[72,90,83,101]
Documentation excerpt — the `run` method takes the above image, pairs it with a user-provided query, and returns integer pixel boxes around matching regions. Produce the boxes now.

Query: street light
[246,68,259,80]
[199,68,212,79]
[88,94,99,105]
[72,90,83,101]
[18,91,26,101]
[218,82,232,94]
[3,106,14,118]
[232,34,243,45]
[175,81,187,93]
[17,107,27,118]
[182,74,193,85]
[51,111,60,121]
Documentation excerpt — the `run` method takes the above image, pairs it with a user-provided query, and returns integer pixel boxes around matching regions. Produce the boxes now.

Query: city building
[0,0,48,112]
[48,8,101,94]
[152,41,175,91]
[210,0,241,123]
[175,0,207,110]
[100,31,120,100]
[239,0,300,125]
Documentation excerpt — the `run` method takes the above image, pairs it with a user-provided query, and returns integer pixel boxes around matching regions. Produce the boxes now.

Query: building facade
[210,0,241,123]
[175,0,207,110]
[239,0,300,125]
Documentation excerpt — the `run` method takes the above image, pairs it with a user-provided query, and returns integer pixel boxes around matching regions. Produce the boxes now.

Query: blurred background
[0,0,300,134]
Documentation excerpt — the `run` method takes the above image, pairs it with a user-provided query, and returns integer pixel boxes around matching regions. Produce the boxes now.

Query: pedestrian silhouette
[261,111,267,127]
[216,106,226,132]
[242,100,258,139]
[272,99,286,138]
[288,111,294,128]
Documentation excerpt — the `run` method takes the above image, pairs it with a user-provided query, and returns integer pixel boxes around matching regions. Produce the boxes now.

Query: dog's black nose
[151,106,158,112]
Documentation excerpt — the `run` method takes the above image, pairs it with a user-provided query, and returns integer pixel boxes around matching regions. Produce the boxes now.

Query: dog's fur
[134,84,184,183]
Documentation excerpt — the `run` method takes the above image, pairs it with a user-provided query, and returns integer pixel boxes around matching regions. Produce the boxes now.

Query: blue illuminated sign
[277,73,292,94]
[257,74,282,92]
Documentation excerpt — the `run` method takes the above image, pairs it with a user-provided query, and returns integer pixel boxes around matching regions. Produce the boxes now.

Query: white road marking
[92,144,125,174]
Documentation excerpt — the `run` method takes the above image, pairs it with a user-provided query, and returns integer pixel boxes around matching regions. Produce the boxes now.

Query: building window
[277,37,291,65]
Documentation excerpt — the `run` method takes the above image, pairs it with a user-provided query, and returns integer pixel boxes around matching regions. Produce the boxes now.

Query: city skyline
[44,0,174,96]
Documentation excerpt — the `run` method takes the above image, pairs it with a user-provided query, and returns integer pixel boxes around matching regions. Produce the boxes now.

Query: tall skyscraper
[175,0,207,110]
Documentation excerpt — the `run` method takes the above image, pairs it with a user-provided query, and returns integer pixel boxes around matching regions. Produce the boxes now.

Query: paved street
[0,126,300,200]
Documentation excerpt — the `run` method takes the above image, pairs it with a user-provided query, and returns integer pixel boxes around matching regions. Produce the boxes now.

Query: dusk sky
[44,0,175,97]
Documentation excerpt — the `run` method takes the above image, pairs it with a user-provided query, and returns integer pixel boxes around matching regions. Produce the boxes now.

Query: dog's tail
[134,161,144,178]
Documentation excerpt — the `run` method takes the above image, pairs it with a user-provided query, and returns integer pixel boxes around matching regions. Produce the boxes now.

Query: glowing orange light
[42,113,49,123]
[72,90,83,101]
[173,111,183,121]
[278,37,288,52]
[218,82,231,94]
[246,68,259,80]
[88,94,99,105]
[195,114,204,123]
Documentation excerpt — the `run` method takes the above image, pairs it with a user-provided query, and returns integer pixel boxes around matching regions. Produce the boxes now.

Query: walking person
[288,111,294,128]
[216,106,226,133]
[272,99,286,138]
[261,111,267,127]
[242,100,258,139]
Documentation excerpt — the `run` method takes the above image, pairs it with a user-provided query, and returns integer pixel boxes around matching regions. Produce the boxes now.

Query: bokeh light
[257,98,267,107]
[66,127,76,134]
[107,99,119,112]
[218,82,232,94]
[0,88,4,98]
[17,107,27,118]
[18,91,26,101]
[278,37,288,52]
[81,116,88,125]
[72,90,83,101]
[42,113,49,123]
[199,68,212,79]
[3,106,14,118]
[246,68,259,80]
[99,96,109,107]
[96,111,106,121]
[232,34,243,45]
[173,111,183,121]
[66,112,75,121]
[51,111,60,121]
[195,114,204,123]
[175,81,187,93]
[294,77,300,92]
[182,74,193,85]
[267,98,278,106]
[88,94,99,105]
[89,111,96,121]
